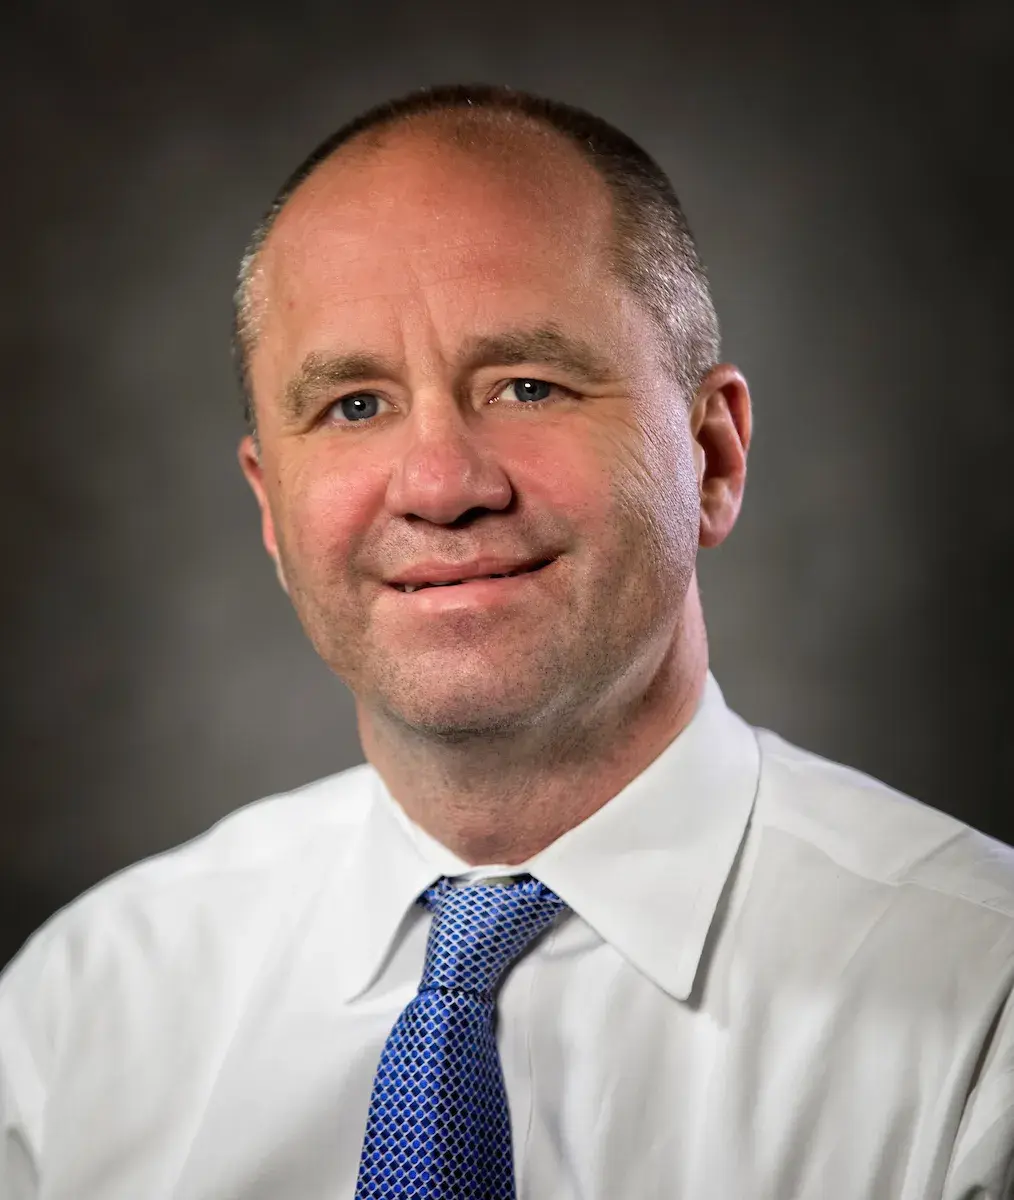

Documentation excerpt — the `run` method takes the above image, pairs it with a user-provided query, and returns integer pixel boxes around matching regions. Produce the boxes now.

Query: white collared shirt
[2,677,1013,1199]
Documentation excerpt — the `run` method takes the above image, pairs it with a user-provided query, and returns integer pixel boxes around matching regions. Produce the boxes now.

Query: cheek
[504,419,611,532]
[578,402,699,570]
[619,395,698,514]
[275,450,386,570]
[508,409,673,520]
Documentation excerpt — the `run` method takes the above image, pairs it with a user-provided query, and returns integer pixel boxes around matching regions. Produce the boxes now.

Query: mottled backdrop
[2,0,1011,967]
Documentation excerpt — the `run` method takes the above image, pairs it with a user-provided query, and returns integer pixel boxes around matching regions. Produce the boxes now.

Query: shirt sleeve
[0,1066,40,1200]
[0,935,55,1200]
[943,986,1014,1199]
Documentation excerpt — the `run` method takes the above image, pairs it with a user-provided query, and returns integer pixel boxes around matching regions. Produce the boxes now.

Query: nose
[385,397,513,525]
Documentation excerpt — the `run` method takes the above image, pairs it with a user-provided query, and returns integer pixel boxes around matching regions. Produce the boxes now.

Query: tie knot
[418,876,566,997]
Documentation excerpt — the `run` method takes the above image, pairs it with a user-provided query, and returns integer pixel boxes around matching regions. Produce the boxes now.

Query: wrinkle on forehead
[247,117,615,349]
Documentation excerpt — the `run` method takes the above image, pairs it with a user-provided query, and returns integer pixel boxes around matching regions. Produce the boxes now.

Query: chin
[373,671,560,743]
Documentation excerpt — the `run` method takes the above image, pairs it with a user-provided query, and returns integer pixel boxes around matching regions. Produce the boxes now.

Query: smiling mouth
[391,558,555,594]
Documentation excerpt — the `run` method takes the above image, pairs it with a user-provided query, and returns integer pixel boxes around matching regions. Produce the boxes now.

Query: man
[1,84,1012,1200]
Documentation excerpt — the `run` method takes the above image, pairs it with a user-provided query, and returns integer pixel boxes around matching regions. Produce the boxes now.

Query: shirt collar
[334,673,759,1003]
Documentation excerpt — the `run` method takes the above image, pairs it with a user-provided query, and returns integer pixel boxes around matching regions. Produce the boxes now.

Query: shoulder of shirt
[755,727,1014,921]
[1,762,380,981]
[0,764,383,1119]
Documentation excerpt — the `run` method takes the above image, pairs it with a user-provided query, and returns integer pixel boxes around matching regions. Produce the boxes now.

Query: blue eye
[506,378,554,403]
[333,393,381,422]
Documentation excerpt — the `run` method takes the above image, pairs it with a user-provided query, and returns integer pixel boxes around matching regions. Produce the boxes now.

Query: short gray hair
[233,84,720,427]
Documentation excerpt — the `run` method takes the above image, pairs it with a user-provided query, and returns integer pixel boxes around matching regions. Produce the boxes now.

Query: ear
[238,435,289,594]
[690,365,752,549]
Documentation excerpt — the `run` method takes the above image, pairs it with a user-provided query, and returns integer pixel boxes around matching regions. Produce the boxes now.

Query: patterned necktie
[355,874,567,1199]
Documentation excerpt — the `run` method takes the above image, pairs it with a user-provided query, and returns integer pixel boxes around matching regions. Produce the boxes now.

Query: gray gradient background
[2,0,1011,968]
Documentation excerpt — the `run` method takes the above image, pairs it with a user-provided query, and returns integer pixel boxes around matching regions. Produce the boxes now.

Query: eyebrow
[280,324,618,425]
[282,351,399,425]
[456,326,618,384]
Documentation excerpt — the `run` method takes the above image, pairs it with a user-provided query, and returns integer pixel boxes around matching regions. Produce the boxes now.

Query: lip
[383,560,557,611]
[386,555,555,590]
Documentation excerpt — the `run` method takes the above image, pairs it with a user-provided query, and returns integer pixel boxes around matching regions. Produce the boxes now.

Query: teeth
[397,564,545,593]
[398,580,461,592]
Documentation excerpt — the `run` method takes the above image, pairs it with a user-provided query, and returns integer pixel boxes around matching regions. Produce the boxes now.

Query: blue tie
[355,875,567,1199]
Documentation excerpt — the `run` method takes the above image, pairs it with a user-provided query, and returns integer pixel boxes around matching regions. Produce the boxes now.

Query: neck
[358,586,710,865]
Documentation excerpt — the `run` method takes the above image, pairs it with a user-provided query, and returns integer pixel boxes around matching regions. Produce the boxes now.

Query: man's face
[242,124,703,738]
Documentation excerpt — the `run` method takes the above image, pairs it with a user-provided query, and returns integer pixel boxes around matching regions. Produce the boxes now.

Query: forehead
[251,121,622,361]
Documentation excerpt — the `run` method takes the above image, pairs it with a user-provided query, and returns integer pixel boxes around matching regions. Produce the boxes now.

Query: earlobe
[238,433,263,492]
[237,434,283,575]
[273,556,290,595]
